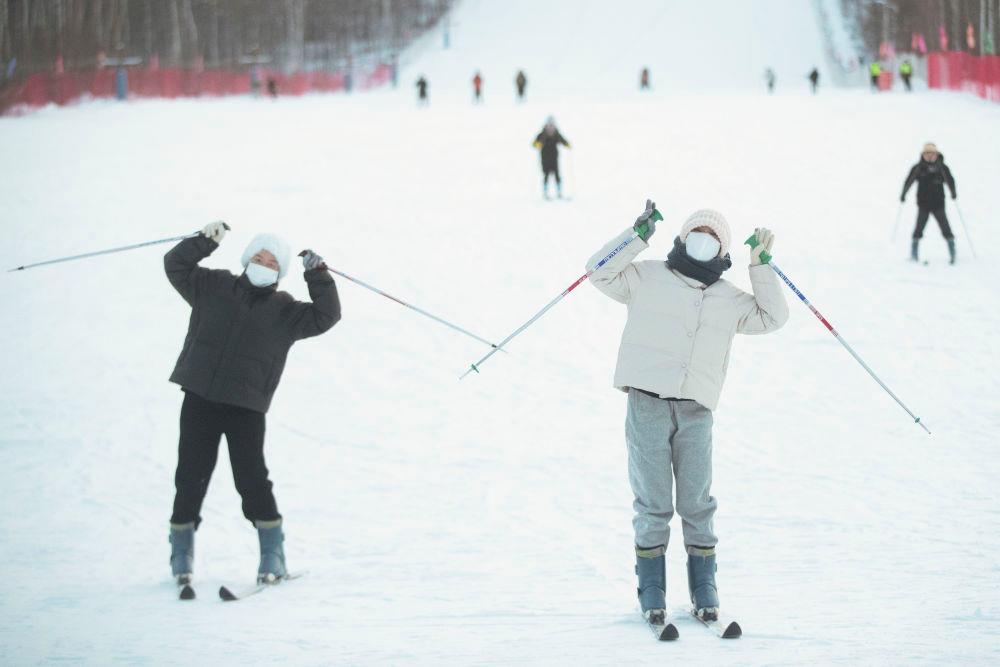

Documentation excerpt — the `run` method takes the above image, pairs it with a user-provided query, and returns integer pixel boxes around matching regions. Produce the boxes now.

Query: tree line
[0,0,453,76]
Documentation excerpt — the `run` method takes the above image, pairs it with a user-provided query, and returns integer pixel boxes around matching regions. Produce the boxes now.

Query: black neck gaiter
[665,236,732,286]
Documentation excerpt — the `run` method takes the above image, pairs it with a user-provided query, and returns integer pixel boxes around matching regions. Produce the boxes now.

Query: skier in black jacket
[901,142,958,263]
[533,117,571,199]
[164,222,341,592]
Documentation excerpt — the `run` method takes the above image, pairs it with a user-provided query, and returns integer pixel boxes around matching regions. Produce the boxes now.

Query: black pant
[913,207,954,240]
[543,164,561,186]
[170,391,280,528]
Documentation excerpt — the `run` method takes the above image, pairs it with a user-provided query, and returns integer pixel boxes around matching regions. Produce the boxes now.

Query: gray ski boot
[169,522,195,585]
[256,519,287,584]
[687,545,720,621]
[947,238,956,265]
[636,545,666,622]
[910,240,919,262]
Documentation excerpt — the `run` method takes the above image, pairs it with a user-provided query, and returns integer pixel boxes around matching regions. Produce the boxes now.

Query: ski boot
[170,522,195,587]
[636,545,666,623]
[256,519,287,584]
[556,182,563,199]
[947,238,956,265]
[910,240,919,262]
[687,545,719,621]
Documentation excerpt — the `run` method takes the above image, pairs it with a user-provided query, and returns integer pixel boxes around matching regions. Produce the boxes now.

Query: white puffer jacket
[587,227,789,411]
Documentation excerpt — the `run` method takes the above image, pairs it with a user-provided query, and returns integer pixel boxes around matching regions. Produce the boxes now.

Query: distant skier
[899,60,913,91]
[266,77,278,98]
[807,67,819,94]
[901,142,958,263]
[640,67,650,90]
[472,71,483,103]
[869,60,882,91]
[532,116,571,199]
[416,76,429,105]
[764,67,776,94]
[587,202,788,627]
[515,70,527,101]
[164,223,341,592]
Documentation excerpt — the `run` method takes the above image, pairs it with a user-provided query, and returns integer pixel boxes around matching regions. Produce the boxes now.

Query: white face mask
[245,262,279,287]
[685,232,721,262]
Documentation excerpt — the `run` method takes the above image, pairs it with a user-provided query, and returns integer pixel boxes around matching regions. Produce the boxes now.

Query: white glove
[300,249,327,271]
[201,221,228,243]
[750,227,775,266]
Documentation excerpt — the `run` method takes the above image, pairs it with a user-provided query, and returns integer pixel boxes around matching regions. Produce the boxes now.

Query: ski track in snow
[2,5,1000,666]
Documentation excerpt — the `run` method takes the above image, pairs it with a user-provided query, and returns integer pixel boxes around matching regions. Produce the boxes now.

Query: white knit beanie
[241,233,291,279]
[679,209,731,258]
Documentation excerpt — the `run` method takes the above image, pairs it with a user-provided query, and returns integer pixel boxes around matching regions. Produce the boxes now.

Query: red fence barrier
[927,52,1000,102]
[0,63,391,116]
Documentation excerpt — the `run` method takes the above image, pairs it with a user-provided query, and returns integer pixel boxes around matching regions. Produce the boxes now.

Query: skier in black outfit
[807,68,819,94]
[532,116,571,199]
[515,70,527,101]
[901,142,958,263]
[416,76,429,105]
[164,223,341,592]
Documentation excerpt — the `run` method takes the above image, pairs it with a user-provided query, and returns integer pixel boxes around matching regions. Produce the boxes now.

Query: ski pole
[460,209,663,379]
[953,201,977,259]
[307,257,503,351]
[745,233,930,434]
[6,225,228,272]
[891,202,903,241]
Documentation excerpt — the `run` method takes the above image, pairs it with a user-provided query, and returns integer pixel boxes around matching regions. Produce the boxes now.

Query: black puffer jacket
[165,235,341,413]
[534,128,569,171]
[901,154,957,209]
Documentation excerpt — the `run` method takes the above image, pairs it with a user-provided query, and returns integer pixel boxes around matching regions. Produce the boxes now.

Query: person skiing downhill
[901,142,958,264]
[764,67,776,94]
[899,60,914,91]
[532,117,571,199]
[586,201,789,626]
[164,222,341,593]
[472,71,483,103]
[807,67,819,94]
[416,76,429,105]
[515,70,527,101]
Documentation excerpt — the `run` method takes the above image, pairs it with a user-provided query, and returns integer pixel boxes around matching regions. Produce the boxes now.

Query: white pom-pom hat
[679,209,732,258]
[241,233,291,279]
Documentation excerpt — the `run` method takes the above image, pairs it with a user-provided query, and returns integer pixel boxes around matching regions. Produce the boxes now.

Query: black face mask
[665,236,732,286]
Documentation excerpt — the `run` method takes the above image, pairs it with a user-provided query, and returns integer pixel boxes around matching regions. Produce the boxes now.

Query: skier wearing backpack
[587,201,789,627]
[164,222,341,595]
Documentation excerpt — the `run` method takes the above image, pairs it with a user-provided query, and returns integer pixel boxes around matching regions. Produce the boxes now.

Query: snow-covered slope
[2,2,999,666]
[405,0,829,97]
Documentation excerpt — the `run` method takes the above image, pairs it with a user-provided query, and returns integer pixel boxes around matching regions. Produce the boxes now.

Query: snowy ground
[3,3,1000,665]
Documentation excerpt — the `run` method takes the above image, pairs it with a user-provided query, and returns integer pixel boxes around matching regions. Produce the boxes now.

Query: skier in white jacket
[587,200,788,625]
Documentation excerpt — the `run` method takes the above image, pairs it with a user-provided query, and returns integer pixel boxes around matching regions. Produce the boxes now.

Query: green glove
[633,199,664,242]
[745,228,774,265]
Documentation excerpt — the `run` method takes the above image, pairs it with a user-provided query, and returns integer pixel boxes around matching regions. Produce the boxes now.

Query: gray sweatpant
[626,388,718,549]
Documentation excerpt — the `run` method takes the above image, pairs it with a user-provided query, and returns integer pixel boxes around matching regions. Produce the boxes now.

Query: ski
[643,611,679,641]
[219,571,306,602]
[692,610,742,639]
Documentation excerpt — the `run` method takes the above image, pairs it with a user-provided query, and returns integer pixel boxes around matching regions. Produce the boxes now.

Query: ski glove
[634,199,658,242]
[750,227,775,265]
[300,249,328,271]
[201,221,228,243]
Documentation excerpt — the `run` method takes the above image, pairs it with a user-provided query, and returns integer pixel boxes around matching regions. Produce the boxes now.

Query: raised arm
[736,228,789,334]
[586,200,658,303]
[287,250,342,340]
[164,223,226,306]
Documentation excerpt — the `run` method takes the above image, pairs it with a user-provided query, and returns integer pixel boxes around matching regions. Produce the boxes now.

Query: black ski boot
[910,240,919,262]
[947,238,956,265]
[636,545,666,622]
[256,519,288,584]
[687,546,720,621]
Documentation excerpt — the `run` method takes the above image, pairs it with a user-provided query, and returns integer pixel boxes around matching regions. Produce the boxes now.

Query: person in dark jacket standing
[901,142,958,263]
[807,67,819,94]
[416,76,429,106]
[532,116,571,199]
[515,70,527,101]
[164,222,341,591]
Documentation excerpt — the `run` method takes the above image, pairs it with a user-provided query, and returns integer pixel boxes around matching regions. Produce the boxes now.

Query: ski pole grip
[744,233,772,264]
[636,208,664,239]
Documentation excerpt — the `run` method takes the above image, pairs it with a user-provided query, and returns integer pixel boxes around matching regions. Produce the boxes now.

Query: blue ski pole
[745,233,930,434]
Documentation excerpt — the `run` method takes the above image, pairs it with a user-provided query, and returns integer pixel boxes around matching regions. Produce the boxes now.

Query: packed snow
[2,1,999,665]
